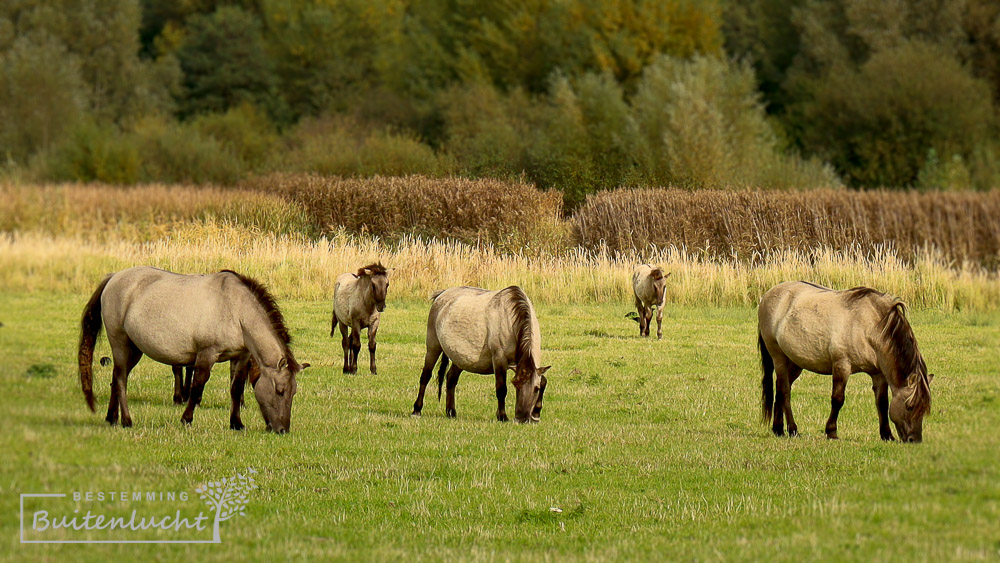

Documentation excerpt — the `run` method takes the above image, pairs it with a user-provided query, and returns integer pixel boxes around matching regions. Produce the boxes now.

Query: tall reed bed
[245,173,568,253]
[572,188,1000,267]
[1,224,996,311]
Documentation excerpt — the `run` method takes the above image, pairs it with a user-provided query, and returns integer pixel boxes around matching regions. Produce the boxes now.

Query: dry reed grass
[244,173,568,253]
[1,223,996,312]
[0,182,310,239]
[572,188,1000,267]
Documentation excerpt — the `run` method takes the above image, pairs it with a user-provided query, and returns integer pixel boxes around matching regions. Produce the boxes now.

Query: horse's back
[429,287,497,373]
[103,267,243,364]
[759,281,886,374]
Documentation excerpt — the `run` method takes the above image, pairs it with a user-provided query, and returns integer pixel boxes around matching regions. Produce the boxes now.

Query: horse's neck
[874,341,910,390]
[238,299,285,368]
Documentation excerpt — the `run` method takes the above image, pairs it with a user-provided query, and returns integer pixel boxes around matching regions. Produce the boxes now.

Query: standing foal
[331,263,390,374]
[632,265,670,339]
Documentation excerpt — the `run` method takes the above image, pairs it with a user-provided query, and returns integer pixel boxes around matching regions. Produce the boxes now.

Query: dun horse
[330,263,390,374]
[758,281,933,442]
[632,265,670,339]
[411,286,549,423]
[78,267,308,433]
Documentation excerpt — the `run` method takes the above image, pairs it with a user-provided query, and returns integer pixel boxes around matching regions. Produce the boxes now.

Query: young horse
[330,263,390,374]
[632,265,670,339]
[411,286,550,423]
[758,281,933,442]
[78,267,308,433]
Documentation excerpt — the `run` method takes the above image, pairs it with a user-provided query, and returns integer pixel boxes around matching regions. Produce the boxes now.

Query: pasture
[2,291,998,560]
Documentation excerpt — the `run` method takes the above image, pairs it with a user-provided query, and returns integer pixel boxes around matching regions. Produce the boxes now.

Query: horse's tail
[330,305,338,337]
[436,354,450,400]
[759,331,774,423]
[79,274,112,412]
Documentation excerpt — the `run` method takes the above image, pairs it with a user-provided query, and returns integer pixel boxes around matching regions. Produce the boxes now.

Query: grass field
[2,291,998,560]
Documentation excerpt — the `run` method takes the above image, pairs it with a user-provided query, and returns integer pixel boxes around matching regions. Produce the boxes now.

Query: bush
[191,104,279,172]
[283,116,448,178]
[132,117,244,184]
[42,119,141,184]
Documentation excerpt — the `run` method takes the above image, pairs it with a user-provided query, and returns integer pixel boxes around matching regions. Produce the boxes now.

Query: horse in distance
[758,281,933,442]
[331,263,391,374]
[411,286,549,423]
[632,265,671,339]
[78,267,308,433]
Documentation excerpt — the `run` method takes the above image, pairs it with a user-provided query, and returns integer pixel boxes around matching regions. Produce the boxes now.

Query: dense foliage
[2,0,998,197]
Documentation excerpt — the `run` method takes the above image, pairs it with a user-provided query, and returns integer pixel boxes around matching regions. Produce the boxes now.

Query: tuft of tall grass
[572,188,1000,268]
[1,224,996,312]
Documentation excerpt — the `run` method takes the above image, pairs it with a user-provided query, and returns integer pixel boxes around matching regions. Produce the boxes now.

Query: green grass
[1,292,998,561]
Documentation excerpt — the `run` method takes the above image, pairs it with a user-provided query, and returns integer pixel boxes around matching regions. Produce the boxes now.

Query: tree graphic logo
[195,468,257,543]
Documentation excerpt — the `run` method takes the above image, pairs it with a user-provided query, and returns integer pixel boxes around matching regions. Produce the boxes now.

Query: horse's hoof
[881,433,895,442]
[410,411,421,418]
[181,417,193,425]
[788,428,799,437]
[446,409,456,418]
[826,433,839,440]
[172,395,184,405]
[230,420,245,431]
[772,427,784,437]
[121,418,133,428]
[370,369,377,376]
[497,413,509,422]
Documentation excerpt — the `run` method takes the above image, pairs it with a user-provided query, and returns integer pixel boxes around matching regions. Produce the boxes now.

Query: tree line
[1,0,998,205]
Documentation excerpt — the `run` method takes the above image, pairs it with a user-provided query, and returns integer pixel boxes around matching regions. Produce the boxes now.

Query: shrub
[191,104,279,172]
[132,117,244,184]
[42,119,141,184]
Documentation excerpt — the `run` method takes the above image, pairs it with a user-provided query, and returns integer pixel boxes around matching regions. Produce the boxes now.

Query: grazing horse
[758,281,933,442]
[632,265,670,339]
[331,263,390,374]
[78,267,308,433]
[411,286,550,423]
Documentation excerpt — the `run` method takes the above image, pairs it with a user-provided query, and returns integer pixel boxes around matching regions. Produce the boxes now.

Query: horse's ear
[927,373,934,384]
[537,365,551,375]
[277,357,288,371]
[664,272,672,278]
[906,373,919,387]
[299,362,311,370]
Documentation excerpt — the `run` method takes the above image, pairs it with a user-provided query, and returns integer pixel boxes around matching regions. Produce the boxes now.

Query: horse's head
[889,372,933,443]
[254,357,309,434]
[361,265,391,312]
[650,269,670,304]
[512,364,550,424]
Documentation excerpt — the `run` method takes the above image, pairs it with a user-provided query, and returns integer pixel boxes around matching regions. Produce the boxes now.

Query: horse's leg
[172,366,184,404]
[493,359,509,422]
[634,297,645,337]
[367,316,380,375]
[350,322,362,374]
[444,364,462,418]
[229,356,250,430]
[184,366,194,403]
[872,373,894,441]
[644,306,654,337]
[772,355,797,436]
[116,342,143,428]
[339,321,350,374]
[412,342,442,416]
[655,305,664,340]
[825,362,850,439]
[181,352,218,425]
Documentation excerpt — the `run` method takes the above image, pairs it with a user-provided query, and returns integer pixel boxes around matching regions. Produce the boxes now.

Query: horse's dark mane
[876,301,931,415]
[220,270,292,348]
[500,286,535,370]
[650,267,664,281]
[843,286,885,304]
[357,262,388,277]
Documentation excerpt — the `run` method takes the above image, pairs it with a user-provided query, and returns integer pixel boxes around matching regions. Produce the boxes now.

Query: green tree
[176,6,280,118]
